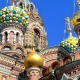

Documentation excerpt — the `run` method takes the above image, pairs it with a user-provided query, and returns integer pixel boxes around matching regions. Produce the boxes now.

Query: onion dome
[24,47,44,69]
[72,1,80,27]
[0,5,29,31]
[60,36,78,53]
[60,17,78,53]
[72,10,80,27]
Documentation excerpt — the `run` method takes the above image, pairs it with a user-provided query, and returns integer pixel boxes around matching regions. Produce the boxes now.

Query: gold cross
[65,17,71,28]
[12,0,16,6]
[65,17,72,36]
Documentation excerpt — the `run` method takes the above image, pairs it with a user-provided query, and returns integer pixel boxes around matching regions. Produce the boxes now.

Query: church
[0,0,80,80]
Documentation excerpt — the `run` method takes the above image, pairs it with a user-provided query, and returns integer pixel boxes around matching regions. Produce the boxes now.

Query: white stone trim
[27,67,41,72]
[2,34,5,43]
[2,30,23,36]
[0,64,11,75]
[1,27,23,36]
[10,74,17,78]
[1,27,24,45]
[7,32,9,41]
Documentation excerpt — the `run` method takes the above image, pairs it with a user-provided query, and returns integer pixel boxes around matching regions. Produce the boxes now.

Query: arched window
[16,48,23,54]
[19,2,23,8]
[4,32,8,42]
[34,29,40,48]
[16,33,19,43]
[30,4,34,11]
[27,3,35,11]
[2,46,11,51]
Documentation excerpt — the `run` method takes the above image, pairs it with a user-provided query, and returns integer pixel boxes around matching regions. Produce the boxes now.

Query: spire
[32,46,36,54]
[12,0,16,6]
[77,0,80,9]
[65,17,72,36]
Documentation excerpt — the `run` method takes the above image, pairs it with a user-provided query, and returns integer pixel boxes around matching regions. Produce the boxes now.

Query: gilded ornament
[24,47,44,69]
[12,0,16,6]
[72,0,80,27]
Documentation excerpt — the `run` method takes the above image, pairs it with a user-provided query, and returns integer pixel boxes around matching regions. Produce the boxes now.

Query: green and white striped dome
[60,36,78,53]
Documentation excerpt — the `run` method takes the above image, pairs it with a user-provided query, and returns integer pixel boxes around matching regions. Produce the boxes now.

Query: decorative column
[14,32,16,43]
[21,36,23,46]
[27,67,42,80]
[2,33,5,43]
[19,35,21,44]
[7,32,10,42]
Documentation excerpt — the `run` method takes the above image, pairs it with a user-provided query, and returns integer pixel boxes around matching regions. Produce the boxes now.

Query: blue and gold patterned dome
[0,5,29,30]
[60,36,78,53]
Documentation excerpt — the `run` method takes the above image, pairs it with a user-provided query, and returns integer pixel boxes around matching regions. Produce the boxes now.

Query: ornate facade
[0,0,80,80]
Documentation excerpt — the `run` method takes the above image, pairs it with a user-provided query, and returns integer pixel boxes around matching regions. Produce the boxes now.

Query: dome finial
[65,17,72,36]
[77,0,80,9]
[12,0,16,6]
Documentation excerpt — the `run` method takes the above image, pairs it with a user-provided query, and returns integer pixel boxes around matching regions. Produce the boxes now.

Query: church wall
[9,31,14,44]
[75,51,80,60]
[8,77,17,80]
[45,60,58,67]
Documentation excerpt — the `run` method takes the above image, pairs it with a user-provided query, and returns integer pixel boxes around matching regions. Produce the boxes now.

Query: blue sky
[0,0,79,47]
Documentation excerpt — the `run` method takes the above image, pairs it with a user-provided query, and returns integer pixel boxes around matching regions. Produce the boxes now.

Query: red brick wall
[75,51,80,60]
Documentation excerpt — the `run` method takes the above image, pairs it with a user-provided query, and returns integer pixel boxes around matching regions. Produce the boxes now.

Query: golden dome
[24,47,44,69]
[72,10,80,27]
[72,1,80,27]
